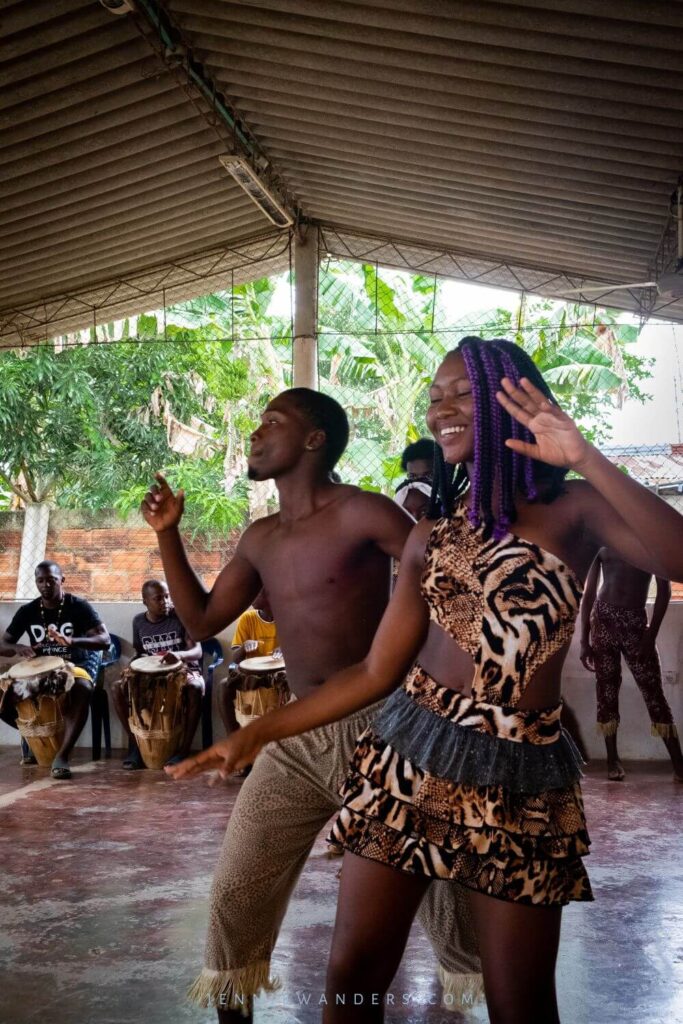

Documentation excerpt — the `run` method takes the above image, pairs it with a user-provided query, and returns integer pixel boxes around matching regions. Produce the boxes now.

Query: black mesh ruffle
[372,687,584,794]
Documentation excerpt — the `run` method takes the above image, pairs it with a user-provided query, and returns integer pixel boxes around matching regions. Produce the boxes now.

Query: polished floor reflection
[0,749,680,1024]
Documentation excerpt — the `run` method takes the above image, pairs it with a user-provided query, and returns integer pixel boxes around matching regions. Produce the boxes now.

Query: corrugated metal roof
[2,0,683,337]
[0,0,267,316]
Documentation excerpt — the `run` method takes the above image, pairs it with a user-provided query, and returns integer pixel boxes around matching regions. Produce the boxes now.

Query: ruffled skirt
[330,666,593,906]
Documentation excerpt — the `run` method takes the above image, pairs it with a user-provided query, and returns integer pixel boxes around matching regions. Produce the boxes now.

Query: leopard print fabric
[421,505,583,706]
[404,666,562,744]
[591,600,676,733]
[330,708,593,906]
[332,755,591,904]
[330,506,593,906]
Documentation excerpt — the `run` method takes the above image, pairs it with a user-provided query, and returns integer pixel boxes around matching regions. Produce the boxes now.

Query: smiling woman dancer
[169,337,683,1024]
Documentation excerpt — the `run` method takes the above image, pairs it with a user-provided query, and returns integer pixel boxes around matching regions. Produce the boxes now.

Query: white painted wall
[1,600,681,759]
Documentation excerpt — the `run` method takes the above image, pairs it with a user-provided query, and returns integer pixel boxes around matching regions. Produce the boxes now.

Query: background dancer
[580,547,683,781]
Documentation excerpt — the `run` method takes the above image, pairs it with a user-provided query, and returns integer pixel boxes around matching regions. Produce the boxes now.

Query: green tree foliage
[0,321,251,532]
[318,263,447,490]
[318,261,653,489]
[0,277,293,532]
[0,265,653,527]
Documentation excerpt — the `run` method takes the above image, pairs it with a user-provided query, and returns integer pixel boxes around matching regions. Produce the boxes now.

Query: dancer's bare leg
[111,678,144,769]
[217,675,240,737]
[661,733,683,781]
[468,889,562,1024]
[323,853,430,1024]
[604,733,625,781]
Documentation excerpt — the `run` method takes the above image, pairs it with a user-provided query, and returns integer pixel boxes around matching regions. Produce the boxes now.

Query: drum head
[130,654,182,674]
[240,655,285,673]
[8,656,66,679]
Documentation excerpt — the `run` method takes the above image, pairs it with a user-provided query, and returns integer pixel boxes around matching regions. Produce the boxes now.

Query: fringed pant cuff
[597,720,619,736]
[651,722,678,739]
[438,965,485,1013]
[187,962,280,1013]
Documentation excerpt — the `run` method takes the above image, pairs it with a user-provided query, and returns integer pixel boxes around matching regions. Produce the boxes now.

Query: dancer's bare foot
[607,760,625,781]
[673,770,683,784]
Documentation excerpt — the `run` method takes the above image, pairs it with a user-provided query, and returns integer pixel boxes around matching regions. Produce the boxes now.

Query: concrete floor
[0,748,681,1024]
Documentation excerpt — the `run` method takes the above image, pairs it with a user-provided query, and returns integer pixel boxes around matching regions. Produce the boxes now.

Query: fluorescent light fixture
[219,155,293,228]
[99,0,136,14]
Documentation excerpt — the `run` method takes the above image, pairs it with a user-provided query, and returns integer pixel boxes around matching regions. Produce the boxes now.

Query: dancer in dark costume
[581,546,683,781]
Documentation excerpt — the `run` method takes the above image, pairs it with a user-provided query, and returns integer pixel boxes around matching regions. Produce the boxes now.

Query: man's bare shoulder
[325,486,412,557]
[343,487,414,528]
[343,486,406,515]
[238,512,280,552]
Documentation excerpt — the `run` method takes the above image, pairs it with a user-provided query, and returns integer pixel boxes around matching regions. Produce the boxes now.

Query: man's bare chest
[253,523,370,601]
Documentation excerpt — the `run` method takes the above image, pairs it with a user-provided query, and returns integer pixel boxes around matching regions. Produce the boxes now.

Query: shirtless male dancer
[580,546,683,781]
[143,388,480,1021]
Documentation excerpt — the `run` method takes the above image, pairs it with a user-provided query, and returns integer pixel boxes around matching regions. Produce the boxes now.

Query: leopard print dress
[330,503,593,906]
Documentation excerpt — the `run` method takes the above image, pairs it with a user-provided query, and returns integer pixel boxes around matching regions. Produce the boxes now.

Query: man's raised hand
[164,727,266,782]
[141,473,185,533]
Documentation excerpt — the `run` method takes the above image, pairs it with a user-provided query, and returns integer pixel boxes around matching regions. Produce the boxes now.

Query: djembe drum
[234,655,290,727]
[125,655,188,769]
[0,656,76,766]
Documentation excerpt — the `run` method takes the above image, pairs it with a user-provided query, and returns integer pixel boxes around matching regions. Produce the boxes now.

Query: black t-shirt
[5,594,103,664]
[132,610,201,673]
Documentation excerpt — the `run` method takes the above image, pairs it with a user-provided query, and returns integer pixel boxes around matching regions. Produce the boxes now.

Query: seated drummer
[217,588,284,740]
[230,587,279,667]
[0,560,110,778]
[112,578,204,770]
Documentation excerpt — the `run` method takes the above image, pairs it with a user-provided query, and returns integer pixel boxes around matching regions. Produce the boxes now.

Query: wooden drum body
[126,656,187,769]
[16,692,69,766]
[234,656,290,728]
[0,657,74,766]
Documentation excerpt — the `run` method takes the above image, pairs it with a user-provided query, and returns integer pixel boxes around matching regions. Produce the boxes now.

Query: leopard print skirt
[330,666,593,906]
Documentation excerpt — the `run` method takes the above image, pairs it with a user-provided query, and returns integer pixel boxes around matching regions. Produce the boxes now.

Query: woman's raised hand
[497,377,591,470]
[141,473,185,533]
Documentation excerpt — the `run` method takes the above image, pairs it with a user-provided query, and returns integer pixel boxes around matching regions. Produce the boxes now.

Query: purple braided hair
[479,345,510,539]
[460,344,483,529]
[438,336,567,536]
[498,349,537,501]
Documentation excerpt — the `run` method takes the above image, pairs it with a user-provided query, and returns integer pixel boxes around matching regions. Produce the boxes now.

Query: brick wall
[0,510,241,601]
[2,508,682,602]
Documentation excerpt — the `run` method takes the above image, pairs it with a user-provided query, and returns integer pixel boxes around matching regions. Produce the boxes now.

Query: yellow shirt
[232,609,278,655]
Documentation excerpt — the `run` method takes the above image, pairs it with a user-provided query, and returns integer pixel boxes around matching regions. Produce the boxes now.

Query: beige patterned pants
[188,702,482,1014]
